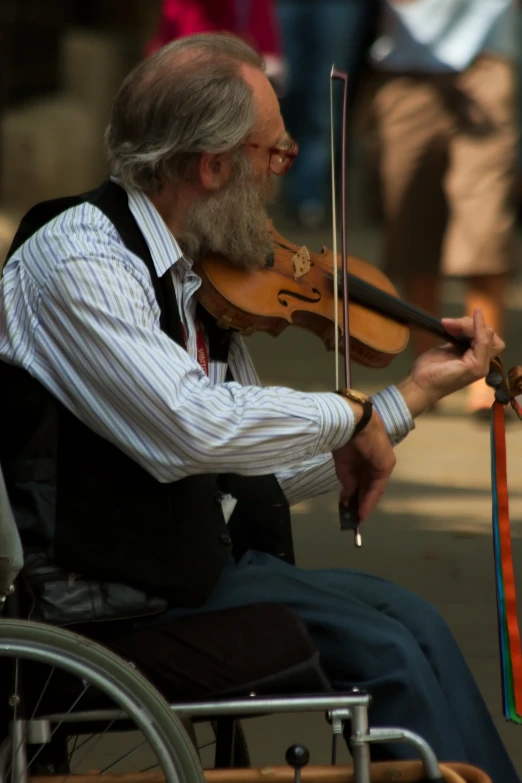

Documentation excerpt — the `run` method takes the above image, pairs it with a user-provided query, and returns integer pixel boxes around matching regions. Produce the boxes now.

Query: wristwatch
[335,388,373,437]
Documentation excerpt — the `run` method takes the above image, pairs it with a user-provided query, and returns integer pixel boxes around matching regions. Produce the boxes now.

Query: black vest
[0,181,293,609]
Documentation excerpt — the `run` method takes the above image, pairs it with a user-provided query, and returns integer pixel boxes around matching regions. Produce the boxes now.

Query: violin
[195,221,472,369]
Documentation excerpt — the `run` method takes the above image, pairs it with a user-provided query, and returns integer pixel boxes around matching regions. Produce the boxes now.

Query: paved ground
[229,213,522,774]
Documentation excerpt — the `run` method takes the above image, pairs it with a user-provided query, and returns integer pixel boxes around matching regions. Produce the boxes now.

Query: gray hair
[105,34,264,192]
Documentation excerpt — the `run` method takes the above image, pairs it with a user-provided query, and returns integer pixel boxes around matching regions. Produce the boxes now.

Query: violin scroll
[485,359,522,419]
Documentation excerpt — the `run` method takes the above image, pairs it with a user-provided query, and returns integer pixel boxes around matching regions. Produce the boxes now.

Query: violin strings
[330,66,339,388]
[327,268,470,349]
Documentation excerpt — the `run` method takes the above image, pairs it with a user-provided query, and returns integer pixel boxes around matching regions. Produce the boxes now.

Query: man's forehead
[240,63,284,137]
[250,114,287,145]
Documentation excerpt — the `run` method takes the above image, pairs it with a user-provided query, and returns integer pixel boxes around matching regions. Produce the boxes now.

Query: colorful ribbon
[491,399,522,722]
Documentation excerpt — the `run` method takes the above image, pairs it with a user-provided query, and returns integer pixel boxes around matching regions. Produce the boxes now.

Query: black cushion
[106,603,330,701]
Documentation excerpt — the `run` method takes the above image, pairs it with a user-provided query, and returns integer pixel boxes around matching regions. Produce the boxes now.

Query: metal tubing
[328,709,350,766]
[9,720,28,783]
[365,728,441,780]
[41,693,371,724]
[0,737,11,783]
[350,706,371,783]
[25,720,51,746]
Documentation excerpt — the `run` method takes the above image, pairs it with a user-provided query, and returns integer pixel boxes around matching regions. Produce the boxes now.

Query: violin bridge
[291,246,311,280]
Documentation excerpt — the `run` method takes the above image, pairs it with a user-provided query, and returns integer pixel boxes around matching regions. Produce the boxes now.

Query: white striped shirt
[0,186,414,507]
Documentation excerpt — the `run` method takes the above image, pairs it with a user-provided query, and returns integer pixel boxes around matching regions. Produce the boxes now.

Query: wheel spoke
[62,720,115,782]
[140,762,161,773]
[23,684,90,774]
[97,738,147,774]
[68,734,95,761]
[8,658,19,783]
[30,667,55,720]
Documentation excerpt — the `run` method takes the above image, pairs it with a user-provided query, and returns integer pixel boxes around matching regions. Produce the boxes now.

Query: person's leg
[278,0,372,225]
[135,552,519,781]
[369,73,450,359]
[277,0,316,219]
[516,9,522,221]
[442,56,517,413]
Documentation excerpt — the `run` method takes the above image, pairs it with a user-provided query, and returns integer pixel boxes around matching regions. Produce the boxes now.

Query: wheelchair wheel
[0,619,205,783]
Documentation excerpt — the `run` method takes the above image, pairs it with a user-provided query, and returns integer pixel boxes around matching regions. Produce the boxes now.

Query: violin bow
[330,66,362,546]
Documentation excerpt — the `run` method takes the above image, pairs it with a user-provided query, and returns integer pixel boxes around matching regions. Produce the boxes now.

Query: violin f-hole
[278,289,322,307]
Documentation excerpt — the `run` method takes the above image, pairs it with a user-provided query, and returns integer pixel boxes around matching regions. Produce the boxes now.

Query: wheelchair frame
[40,693,443,779]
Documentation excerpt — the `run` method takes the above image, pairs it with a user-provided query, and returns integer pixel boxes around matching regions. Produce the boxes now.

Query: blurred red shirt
[146,0,281,56]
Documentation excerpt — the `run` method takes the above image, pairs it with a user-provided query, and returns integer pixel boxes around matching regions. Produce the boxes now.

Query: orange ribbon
[491,389,522,721]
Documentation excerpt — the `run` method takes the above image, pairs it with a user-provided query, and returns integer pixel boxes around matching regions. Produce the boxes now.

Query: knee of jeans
[406,594,455,646]
[384,626,443,692]
[415,594,447,624]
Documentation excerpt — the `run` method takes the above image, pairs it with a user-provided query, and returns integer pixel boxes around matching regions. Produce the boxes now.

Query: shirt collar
[124,184,187,278]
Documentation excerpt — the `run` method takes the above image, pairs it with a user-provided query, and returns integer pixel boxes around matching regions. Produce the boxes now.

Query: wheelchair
[0,466,492,783]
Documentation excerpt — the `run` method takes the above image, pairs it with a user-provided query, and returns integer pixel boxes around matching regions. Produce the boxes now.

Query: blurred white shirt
[371,0,517,73]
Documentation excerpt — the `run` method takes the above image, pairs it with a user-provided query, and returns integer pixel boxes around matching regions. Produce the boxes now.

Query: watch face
[346,389,369,405]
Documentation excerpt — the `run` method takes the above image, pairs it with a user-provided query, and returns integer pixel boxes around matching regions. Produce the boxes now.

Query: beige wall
[0,2,163,224]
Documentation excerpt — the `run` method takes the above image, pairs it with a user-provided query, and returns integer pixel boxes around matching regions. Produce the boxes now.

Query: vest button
[220,533,232,545]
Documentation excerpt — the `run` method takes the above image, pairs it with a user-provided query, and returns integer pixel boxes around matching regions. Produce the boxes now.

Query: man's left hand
[397,309,505,417]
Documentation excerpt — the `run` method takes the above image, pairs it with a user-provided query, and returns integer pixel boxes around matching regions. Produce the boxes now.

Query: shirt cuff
[372,385,415,445]
[311,392,356,454]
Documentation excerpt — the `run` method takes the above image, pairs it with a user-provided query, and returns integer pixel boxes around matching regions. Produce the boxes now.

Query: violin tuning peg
[486,371,503,390]
[495,387,511,406]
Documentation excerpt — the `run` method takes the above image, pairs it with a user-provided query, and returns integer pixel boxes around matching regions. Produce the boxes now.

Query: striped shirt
[0,186,414,508]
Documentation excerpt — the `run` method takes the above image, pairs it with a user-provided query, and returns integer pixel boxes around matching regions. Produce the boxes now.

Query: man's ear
[199,152,232,191]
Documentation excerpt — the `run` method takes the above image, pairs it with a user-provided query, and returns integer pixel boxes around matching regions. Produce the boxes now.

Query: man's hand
[333,411,396,521]
[332,310,502,520]
[398,309,505,417]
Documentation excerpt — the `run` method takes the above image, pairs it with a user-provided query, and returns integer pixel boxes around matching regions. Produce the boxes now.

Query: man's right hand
[332,411,396,522]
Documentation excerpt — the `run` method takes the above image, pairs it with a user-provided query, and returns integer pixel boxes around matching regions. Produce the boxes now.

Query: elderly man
[0,34,518,782]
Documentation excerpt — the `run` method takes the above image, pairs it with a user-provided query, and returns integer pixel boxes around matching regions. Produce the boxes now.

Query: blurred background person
[145,0,287,93]
[276,0,378,229]
[516,1,522,222]
[366,0,519,415]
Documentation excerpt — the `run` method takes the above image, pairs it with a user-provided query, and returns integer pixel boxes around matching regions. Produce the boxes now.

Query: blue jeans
[277,0,374,213]
[145,551,520,783]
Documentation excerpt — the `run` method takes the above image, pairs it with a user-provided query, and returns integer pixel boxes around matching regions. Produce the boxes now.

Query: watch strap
[335,389,373,437]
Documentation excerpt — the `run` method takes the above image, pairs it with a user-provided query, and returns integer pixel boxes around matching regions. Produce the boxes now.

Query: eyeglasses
[245,138,298,176]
